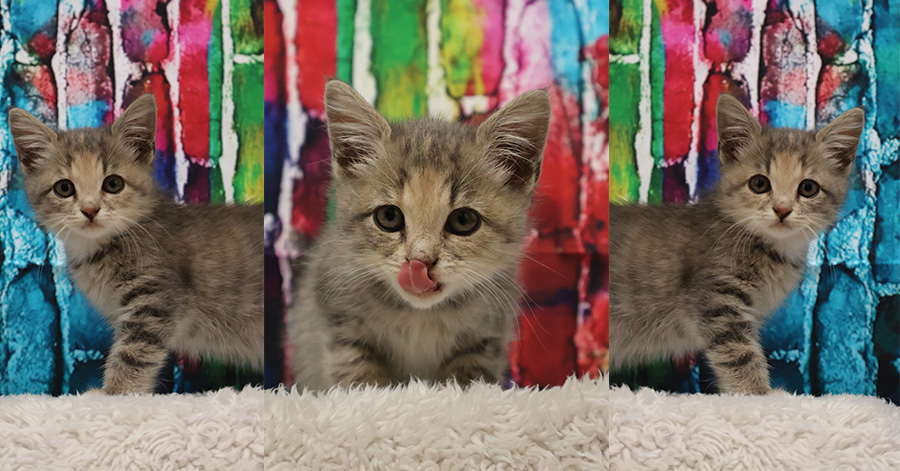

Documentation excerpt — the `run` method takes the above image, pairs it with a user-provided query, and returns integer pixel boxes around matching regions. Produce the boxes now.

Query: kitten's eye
[446,208,481,236]
[374,205,404,232]
[748,175,771,194]
[102,175,125,194]
[798,179,819,198]
[53,179,75,198]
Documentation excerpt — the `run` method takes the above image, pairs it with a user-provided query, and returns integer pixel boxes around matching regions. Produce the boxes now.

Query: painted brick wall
[0,0,263,394]
[264,0,609,387]
[609,0,899,402]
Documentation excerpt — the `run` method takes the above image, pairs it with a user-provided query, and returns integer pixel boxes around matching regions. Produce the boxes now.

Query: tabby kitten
[610,94,864,394]
[288,80,550,389]
[9,95,264,394]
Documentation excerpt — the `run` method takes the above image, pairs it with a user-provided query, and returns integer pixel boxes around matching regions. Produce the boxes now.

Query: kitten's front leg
[700,305,771,395]
[102,306,174,395]
[328,338,391,387]
[438,337,505,386]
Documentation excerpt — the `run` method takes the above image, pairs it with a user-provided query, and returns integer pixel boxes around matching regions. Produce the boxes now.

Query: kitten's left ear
[815,107,864,171]
[477,90,551,190]
[112,94,157,164]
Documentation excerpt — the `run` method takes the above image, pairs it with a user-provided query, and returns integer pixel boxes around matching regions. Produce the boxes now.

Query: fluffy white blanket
[610,386,900,470]
[265,376,609,470]
[0,387,263,471]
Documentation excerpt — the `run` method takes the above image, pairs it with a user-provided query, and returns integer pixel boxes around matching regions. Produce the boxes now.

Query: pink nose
[81,206,100,221]
[398,259,438,294]
[773,206,792,221]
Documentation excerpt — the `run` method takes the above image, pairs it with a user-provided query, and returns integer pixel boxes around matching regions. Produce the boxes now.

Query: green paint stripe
[609,61,641,203]
[209,0,225,204]
[233,62,264,203]
[370,0,429,119]
[440,0,484,97]
[231,0,263,55]
[336,0,357,82]
[610,0,642,55]
[648,0,664,204]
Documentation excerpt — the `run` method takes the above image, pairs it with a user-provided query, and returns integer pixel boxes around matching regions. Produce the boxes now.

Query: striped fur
[609,96,863,394]
[287,80,550,389]
[9,96,264,394]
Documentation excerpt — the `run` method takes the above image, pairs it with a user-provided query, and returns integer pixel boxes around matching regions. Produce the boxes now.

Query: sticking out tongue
[398,260,437,294]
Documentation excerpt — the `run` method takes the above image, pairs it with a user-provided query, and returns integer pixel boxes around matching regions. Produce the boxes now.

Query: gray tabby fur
[288,80,550,389]
[610,94,864,394]
[8,95,263,394]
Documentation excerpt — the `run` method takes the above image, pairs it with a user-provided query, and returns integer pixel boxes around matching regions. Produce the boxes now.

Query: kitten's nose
[81,206,100,221]
[411,257,437,270]
[773,206,792,221]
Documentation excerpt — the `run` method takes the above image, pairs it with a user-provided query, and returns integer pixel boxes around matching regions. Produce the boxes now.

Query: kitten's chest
[69,263,123,319]
[369,309,468,379]
[750,263,805,317]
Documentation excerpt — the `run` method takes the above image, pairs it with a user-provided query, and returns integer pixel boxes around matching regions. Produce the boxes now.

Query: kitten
[287,80,550,389]
[8,95,264,394]
[609,94,864,394]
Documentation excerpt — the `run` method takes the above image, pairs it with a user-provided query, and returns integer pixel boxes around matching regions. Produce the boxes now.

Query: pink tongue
[398,260,437,294]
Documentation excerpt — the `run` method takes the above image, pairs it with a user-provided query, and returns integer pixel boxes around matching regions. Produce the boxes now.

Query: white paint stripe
[221,0,238,203]
[53,0,84,130]
[233,53,264,64]
[162,0,185,201]
[610,54,640,64]
[730,0,767,118]
[425,0,458,120]
[789,0,820,130]
[352,0,377,103]
[634,0,652,203]
[275,0,303,267]
[498,0,525,104]
[106,0,133,114]
[686,0,711,201]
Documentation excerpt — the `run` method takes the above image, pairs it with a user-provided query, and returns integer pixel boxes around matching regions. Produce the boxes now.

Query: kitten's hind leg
[101,307,174,395]
[699,305,771,395]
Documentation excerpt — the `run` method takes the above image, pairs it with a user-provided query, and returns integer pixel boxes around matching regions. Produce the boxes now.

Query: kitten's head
[8,95,159,245]
[714,94,863,244]
[324,80,550,310]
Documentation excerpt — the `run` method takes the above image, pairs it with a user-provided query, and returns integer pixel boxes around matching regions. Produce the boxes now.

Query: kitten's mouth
[398,260,441,296]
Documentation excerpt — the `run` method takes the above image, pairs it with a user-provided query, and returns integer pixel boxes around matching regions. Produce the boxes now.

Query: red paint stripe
[178,0,212,165]
[295,0,337,117]
[660,0,694,163]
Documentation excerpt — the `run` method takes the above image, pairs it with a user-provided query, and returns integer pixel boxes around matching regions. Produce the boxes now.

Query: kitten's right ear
[324,80,390,178]
[7,108,58,173]
[716,94,761,164]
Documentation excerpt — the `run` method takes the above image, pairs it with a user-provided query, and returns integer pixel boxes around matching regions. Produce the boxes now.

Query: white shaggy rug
[0,386,263,471]
[610,386,900,470]
[265,376,609,470]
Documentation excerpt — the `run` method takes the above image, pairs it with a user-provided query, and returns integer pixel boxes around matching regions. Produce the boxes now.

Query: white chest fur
[64,239,123,320]
[368,307,473,380]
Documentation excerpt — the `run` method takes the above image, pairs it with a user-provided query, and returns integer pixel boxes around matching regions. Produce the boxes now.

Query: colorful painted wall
[609,0,899,403]
[0,0,264,394]
[264,0,609,387]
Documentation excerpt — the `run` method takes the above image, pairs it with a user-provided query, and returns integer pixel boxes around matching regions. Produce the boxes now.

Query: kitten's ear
[112,94,157,164]
[476,89,551,190]
[324,80,391,178]
[816,107,864,171]
[716,94,761,164]
[7,108,58,173]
